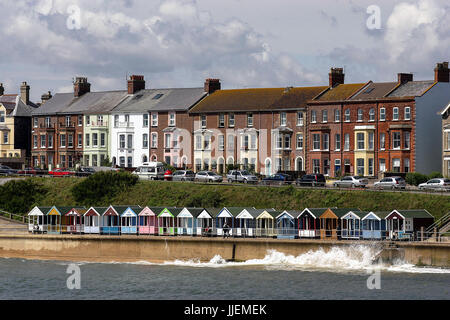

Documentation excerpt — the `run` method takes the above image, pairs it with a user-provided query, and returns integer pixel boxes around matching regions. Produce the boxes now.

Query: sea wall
[0,234,449,267]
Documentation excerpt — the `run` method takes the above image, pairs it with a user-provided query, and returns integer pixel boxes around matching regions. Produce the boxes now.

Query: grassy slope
[30,178,450,220]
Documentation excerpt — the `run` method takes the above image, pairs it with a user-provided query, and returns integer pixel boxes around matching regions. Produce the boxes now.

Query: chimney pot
[434,62,449,83]
[41,91,53,104]
[329,68,345,87]
[204,78,221,94]
[74,77,91,97]
[128,75,146,94]
[397,73,413,84]
[0,83,4,96]
[20,81,30,105]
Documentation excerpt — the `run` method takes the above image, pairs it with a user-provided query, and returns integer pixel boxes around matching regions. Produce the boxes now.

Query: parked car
[194,171,223,183]
[333,176,368,188]
[418,178,450,191]
[48,168,75,177]
[76,167,96,177]
[132,162,165,180]
[226,170,258,183]
[0,165,17,175]
[262,173,294,185]
[374,176,406,190]
[296,174,326,187]
[17,167,37,175]
[172,170,196,181]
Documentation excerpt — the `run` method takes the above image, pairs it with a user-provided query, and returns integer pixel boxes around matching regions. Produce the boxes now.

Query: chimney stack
[41,91,52,104]
[434,62,449,82]
[128,75,146,95]
[329,68,345,87]
[0,83,4,96]
[74,77,91,97]
[398,73,413,84]
[204,78,221,94]
[20,81,30,104]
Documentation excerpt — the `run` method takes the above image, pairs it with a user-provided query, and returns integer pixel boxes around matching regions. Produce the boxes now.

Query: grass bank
[17,177,450,220]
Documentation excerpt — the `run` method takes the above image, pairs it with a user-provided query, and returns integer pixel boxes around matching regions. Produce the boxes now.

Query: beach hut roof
[66,207,88,216]
[48,206,79,216]
[388,209,433,219]
[204,208,222,217]
[362,211,391,220]
[84,207,108,216]
[28,206,52,216]
[180,207,205,217]
[223,207,253,217]
[277,210,297,219]
[120,206,142,217]
[318,208,360,219]
[298,208,332,219]
[341,210,368,219]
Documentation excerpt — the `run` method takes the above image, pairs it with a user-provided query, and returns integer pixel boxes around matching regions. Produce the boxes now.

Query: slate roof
[112,88,206,113]
[182,208,205,217]
[0,94,36,117]
[350,82,399,100]
[299,208,334,218]
[313,83,367,102]
[387,80,436,98]
[189,86,327,114]
[393,209,434,219]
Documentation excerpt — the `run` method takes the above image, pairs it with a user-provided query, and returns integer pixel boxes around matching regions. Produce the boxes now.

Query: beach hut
[340,211,367,239]
[296,208,329,238]
[63,208,87,234]
[318,208,359,240]
[138,207,160,235]
[84,207,106,234]
[255,209,278,237]
[361,211,389,240]
[276,211,298,239]
[214,207,246,237]
[157,207,182,236]
[196,208,215,236]
[119,206,142,235]
[177,208,204,236]
[46,206,74,234]
[100,206,124,235]
[27,206,51,233]
[235,208,258,237]
[385,209,434,240]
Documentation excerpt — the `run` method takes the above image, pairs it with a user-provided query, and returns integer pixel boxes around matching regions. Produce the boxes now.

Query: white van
[133,162,166,180]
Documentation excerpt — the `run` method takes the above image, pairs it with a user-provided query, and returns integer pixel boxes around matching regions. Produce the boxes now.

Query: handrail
[426,212,450,232]
[0,209,28,224]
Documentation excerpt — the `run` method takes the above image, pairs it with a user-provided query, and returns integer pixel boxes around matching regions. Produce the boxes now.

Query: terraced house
[441,102,450,178]
[0,82,38,168]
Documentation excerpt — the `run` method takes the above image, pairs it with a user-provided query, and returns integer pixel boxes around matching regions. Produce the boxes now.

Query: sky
[0,0,448,102]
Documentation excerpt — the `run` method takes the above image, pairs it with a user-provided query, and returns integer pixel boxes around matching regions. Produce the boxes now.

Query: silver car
[333,176,368,188]
[374,176,406,190]
[195,171,223,183]
[172,170,195,181]
[418,178,450,191]
[226,170,258,183]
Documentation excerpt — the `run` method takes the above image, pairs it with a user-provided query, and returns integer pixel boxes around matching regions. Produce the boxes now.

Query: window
[92,155,98,167]
[228,113,235,127]
[119,135,125,149]
[357,109,363,121]
[65,116,71,127]
[344,109,350,122]
[165,134,171,148]
[368,158,374,176]
[322,110,328,123]
[296,133,303,149]
[48,135,53,148]
[335,159,341,174]
[242,135,249,149]
[247,113,253,127]
[60,155,66,168]
[313,134,320,150]
[78,134,82,148]
[335,134,341,151]
[45,117,51,128]
[143,114,149,127]
[196,135,202,150]
[297,112,304,126]
[68,134,73,148]
[280,112,287,126]
[344,134,350,151]
[404,158,410,173]
[357,158,365,176]
[86,116,90,126]
[169,112,176,126]
[114,115,119,127]
[380,133,385,150]
[218,114,225,127]
[393,107,399,121]
[357,133,365,150]
[251,135,256,149]
[369,108,375,121]
[101,133,105,147]
[323,133,329,150]
[277,134,283,149]
[393,158,401,172]
[313,159,320,174]
[311,110,317,123]
[405,107,411,120]
[2,132,8,145]
[60,134,66,148]
[85,134,90,147]
[201,115,207,128]
[404,131,410,149]
[125,115,130,124]
[127,157,133,168]
[92,133,98,147]
[127,135,133,149]
[393,132,401,149]
[204,135,211,150]
[380,108,386,121]
[0,111,5,123]
[143,134,148,148]
[334,109,340,122]
[40,135,45,148]
[324,159,330,175]
[33,117,38,127]
[151,133,157,148]
[284,135,291,149]
[33,135,38,148]
[368,132,374,150]
[151,113,158,126]
[447,132,450,150]
[228,135,234,150]
[78,115,83,126]
[379,159,386,172]
[119,157,125,167]
[219,135,224,151]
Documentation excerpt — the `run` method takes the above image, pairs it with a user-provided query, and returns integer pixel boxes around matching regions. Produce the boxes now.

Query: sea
[0,245,449,300]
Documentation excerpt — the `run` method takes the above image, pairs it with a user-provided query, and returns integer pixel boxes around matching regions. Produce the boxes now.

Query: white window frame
[405,107,411,120]
[393,107,399,121]
[380,108,386,121]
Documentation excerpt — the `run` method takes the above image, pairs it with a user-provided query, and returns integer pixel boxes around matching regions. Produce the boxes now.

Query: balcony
[59,122,76,130]
[117,122,134,128]
[89,121,108,128]
[40,123,55,130]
